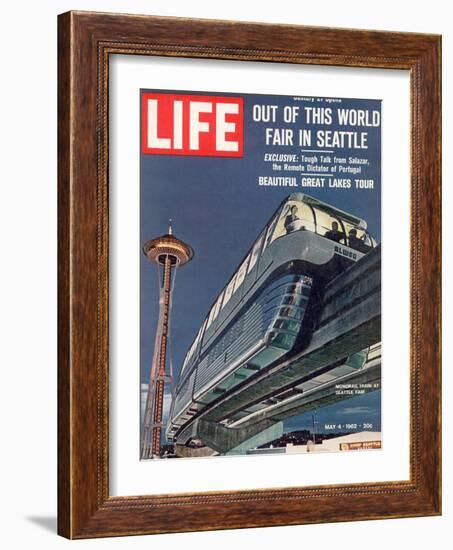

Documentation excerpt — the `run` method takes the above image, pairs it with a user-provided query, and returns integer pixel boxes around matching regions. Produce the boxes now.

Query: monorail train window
[181,354,190,373]
[206,303,217,329]
[264,210,281,248]
[269,200,316,245]
[199,319,207,344]
[212,290,224,321]
[272,332,296,349]
[184,319,207,369]
[282,293,309,307]
[192,327,202,352]
[234,254,250,293]
[206,291,225,329]
[314,207,344,243]
[222,272,238,308]
[288,282,311,296]
[274,318,300,332]
[183,339,197,371]
[280,306,305,320]
[342,220,374,252]
[248,232,264,273]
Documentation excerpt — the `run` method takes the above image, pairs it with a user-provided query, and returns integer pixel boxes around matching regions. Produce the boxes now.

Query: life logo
[141,92,244,157]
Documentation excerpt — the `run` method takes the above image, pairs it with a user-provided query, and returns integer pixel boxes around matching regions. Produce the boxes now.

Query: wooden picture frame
[58,11,441,539]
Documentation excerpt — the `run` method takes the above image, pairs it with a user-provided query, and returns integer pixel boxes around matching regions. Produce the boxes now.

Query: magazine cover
[139,89,381,459]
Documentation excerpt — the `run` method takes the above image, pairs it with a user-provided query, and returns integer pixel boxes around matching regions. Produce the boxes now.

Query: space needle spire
[141,221,194,459]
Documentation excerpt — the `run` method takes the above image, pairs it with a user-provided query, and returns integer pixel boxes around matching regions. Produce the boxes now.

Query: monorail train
[166,193,378,442]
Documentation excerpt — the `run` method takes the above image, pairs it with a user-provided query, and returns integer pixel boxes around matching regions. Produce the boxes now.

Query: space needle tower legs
[141,222,194,459]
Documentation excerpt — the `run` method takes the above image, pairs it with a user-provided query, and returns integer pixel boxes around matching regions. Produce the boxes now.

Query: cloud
[341,406,373,415]
[141,383,173,424]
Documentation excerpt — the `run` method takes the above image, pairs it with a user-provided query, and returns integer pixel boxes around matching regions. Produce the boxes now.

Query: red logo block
[141,93,244,157]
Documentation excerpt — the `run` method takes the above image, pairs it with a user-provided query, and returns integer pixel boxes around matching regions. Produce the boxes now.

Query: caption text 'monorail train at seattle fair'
[166,192,380,451]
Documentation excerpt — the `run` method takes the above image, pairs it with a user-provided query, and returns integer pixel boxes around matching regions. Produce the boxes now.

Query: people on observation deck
[347,228,362,250]
[284,205,300,234]
[348,228,370,253]
[324,221,344,243]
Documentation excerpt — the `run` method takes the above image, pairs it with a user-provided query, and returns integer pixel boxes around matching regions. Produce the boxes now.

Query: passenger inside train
[284,205,303,234]
[348,228,370,253]
[324,221,345,243]
[279,198,375,253]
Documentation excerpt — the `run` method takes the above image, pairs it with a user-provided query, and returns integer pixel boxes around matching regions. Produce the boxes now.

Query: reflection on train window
[287,283,311,296]
[181,354,190,373]
[280,306,305,320]
[314,207,344,243]
[269,200,316,245]
[282,293,309,306]
[206,291,224,329]
[222,272,237,308]
[199,319,207,344]
[212,291,224,320]
[363,232,375,249]
[274,318,300,332]
[234,254,250,293]
[183,320,206,371]
[206,304,217,329]
[272,332,296,349]
[248,232,264,273]
[264,212,280,248]
[195,322,205,346]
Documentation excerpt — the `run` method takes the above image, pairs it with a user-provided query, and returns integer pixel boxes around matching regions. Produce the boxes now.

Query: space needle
[141,221,194,459]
